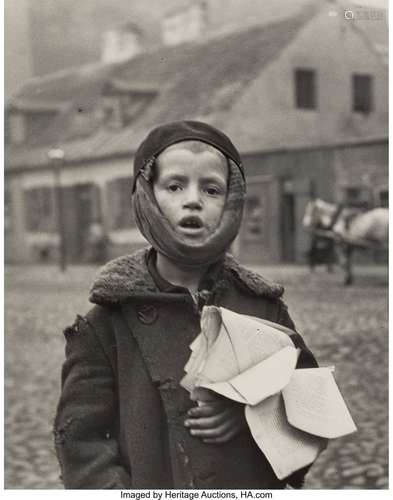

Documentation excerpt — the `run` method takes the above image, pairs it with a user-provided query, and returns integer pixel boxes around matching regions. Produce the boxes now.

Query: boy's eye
[205,186,221,196]
[168,183,182,192]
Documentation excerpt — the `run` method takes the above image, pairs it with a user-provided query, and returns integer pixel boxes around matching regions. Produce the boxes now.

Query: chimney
[101,23,143,63]
[162,0,208,46]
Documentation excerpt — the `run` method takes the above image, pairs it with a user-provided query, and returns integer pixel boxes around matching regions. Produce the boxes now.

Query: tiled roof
[14,63,116,107]
[6,5,319,170]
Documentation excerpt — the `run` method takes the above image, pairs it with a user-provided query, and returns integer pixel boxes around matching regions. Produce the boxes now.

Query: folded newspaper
[180,306,357,479]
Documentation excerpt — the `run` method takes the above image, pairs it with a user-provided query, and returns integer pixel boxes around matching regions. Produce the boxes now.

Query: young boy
[54,121,318,489]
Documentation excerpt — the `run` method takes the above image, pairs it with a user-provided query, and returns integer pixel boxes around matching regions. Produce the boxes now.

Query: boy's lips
[177,215,205,236]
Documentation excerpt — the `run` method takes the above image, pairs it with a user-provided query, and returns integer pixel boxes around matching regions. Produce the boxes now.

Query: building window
[24,111,57,141]
[106,177,135,230]
[24,187,56,232]
[294,69,317,109]
[101,88,156,129]
[352,74,373,114]
[6,109,59,145]
[378,189,388,208]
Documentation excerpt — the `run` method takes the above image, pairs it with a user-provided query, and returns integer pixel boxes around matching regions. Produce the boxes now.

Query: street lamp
[48,148,67,272]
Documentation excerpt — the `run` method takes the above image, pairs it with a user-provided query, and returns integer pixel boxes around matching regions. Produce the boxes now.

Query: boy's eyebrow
[200,174,227,185]
[158,173,226,184]
[158,173,188,182]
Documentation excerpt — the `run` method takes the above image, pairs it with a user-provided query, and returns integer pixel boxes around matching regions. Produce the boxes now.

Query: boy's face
[153,145,228,245]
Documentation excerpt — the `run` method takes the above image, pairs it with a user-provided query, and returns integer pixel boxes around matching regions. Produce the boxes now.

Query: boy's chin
[178,235,207,247]
[175,227,210,245]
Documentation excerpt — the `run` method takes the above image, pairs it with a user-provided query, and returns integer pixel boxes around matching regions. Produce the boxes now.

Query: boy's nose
[183,187,202,209]
[184,200,202,210]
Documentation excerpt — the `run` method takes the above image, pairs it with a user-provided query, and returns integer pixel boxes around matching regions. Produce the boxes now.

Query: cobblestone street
[4,263,388,489]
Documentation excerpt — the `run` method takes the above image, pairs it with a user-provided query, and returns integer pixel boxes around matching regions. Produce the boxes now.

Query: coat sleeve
[53,312,132,489]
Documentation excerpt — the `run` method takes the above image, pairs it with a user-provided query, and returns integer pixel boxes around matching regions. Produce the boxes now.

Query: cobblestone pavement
[4,264,388,489]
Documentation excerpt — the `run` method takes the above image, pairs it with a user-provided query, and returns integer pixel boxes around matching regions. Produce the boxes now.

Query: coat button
[137,305,158,324]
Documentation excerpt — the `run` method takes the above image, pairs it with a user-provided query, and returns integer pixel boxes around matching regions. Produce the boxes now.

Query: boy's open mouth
[178,215,204,232]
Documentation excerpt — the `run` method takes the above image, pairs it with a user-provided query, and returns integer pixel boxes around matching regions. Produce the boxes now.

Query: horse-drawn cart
[303,200,388,285]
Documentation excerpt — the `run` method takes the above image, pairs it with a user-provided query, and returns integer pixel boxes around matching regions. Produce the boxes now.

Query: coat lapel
[120,299,201,488]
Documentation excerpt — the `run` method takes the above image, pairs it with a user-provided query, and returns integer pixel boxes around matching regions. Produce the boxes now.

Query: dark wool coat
[54,248,318,490]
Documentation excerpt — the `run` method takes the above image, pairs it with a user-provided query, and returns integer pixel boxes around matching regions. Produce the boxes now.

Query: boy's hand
[184,395,247,444]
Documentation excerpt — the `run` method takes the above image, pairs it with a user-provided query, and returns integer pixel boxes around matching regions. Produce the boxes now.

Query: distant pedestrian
[303,198,337,272]
[54,121,319,489]
[308,227,336,272]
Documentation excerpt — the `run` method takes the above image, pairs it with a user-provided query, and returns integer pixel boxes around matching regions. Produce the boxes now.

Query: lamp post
[48,148,67,272]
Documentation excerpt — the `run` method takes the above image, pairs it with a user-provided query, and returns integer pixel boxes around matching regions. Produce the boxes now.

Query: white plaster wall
[226,4,388,151]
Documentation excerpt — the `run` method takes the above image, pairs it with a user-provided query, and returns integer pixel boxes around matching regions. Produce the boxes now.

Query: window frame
[352,73,373,114]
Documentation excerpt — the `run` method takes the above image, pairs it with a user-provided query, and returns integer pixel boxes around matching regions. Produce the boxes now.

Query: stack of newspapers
[181,306,357,479]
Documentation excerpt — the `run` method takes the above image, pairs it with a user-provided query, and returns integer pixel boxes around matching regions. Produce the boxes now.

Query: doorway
[61,183,100,262]
[280,179,296,262]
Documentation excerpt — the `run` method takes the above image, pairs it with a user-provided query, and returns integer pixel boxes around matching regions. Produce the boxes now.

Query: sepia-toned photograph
[4,0,388,493]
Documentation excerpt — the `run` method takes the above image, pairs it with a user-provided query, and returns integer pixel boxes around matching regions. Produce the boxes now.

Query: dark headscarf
[132,121,246,267]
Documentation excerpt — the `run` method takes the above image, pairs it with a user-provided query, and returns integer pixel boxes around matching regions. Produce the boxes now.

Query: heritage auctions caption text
[120,492,273,499]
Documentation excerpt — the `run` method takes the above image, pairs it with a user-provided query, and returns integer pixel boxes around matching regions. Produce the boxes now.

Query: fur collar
[89,247,284,305]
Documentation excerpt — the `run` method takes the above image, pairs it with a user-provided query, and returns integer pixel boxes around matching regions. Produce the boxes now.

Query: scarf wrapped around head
[132,121,246,267]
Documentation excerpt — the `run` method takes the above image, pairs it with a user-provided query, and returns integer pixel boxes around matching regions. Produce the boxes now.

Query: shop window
[24,187,56,232]
[294,69,317,109]
[106,177,136,230]
[352,74,373,114]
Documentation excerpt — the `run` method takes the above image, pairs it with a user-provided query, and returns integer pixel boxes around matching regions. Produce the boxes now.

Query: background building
[4,0,33,99]
[4,0,388,264]
[5,0,387,92]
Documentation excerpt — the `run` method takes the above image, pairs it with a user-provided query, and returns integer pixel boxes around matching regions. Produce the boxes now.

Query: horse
[302,198,388,285]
